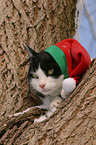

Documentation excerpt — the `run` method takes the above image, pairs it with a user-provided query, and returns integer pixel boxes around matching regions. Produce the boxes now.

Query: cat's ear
[25,43,37,58]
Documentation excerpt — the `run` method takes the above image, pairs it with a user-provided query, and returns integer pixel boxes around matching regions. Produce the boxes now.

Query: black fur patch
[28,50,62,79]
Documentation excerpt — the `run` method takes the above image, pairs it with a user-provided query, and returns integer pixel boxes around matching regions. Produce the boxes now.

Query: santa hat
[45,39,91,83]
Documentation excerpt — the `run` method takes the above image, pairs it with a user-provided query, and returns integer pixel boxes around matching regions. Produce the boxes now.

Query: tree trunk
[1,0,96,145]
[0,59,96,144]
[0,0,77,118]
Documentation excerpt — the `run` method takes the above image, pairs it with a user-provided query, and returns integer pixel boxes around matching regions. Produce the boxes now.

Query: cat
[25,47,74,122]
[25,39,91,122]
[26,44,66,122]
[9,39,91,123]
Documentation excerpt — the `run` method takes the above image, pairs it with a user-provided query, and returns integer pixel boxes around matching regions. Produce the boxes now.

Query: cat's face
[26,44,64,96]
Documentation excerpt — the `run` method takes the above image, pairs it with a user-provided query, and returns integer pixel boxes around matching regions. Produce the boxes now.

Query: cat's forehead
[30,51,56,68]
[35,51,54,63]
[29,51,50,71]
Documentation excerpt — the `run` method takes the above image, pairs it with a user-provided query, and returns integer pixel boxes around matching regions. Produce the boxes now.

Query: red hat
[45,39,91,83]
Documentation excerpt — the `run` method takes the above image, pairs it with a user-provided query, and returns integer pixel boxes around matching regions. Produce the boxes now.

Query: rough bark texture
[1,0,96,145]
[0,59,96,145]
[0,0,77,118]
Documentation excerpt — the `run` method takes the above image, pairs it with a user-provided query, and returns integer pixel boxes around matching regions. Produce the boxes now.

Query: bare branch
[82,0,96,40]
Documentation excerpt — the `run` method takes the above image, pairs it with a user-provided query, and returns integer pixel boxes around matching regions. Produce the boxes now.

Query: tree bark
[0,0,77,118]
[1,0,96,145]
[0,59,96,144]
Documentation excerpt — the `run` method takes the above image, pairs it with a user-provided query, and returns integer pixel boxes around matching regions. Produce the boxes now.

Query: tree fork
[0,59,96,144]
[1,0,96,144]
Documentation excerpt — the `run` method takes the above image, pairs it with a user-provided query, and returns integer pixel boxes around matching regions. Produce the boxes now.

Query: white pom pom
[62,78,76,93]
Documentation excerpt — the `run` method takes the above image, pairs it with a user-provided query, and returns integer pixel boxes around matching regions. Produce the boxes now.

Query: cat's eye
[48,69,54,75]
[33,74,39,79]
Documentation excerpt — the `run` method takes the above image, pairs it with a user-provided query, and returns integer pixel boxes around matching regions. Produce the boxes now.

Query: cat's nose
[39,84,46,89]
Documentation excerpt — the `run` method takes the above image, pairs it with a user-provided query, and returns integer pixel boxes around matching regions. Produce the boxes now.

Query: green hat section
[45,45,69,79]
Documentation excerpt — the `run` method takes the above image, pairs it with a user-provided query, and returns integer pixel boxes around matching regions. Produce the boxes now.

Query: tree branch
[0,59,96,144]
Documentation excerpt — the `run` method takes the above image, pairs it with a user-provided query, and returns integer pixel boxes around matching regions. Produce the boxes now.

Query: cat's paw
[50,97,62,111]
[34,110,54,123]
[34,115,47,123]
[61,89,68,99]
[61,78,76,98]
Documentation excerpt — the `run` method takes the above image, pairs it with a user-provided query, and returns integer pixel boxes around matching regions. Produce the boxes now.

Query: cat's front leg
[61,78,76,99]
[34,97,63,123]
[49,96,63,112]
[34,114,47,123]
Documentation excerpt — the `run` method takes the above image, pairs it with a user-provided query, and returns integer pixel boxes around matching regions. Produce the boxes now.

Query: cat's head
[25,44,64,96]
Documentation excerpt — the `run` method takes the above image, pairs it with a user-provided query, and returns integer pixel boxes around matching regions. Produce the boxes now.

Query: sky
[79,0,96,58]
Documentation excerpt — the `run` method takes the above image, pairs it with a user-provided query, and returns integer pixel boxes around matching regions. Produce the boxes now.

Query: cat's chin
[38,87,61,96]
[41,90,54,95]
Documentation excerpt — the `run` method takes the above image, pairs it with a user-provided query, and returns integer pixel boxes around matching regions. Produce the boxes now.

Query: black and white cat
[25,44,76,122]
[9,44,76,122]
[9,39,91,122]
